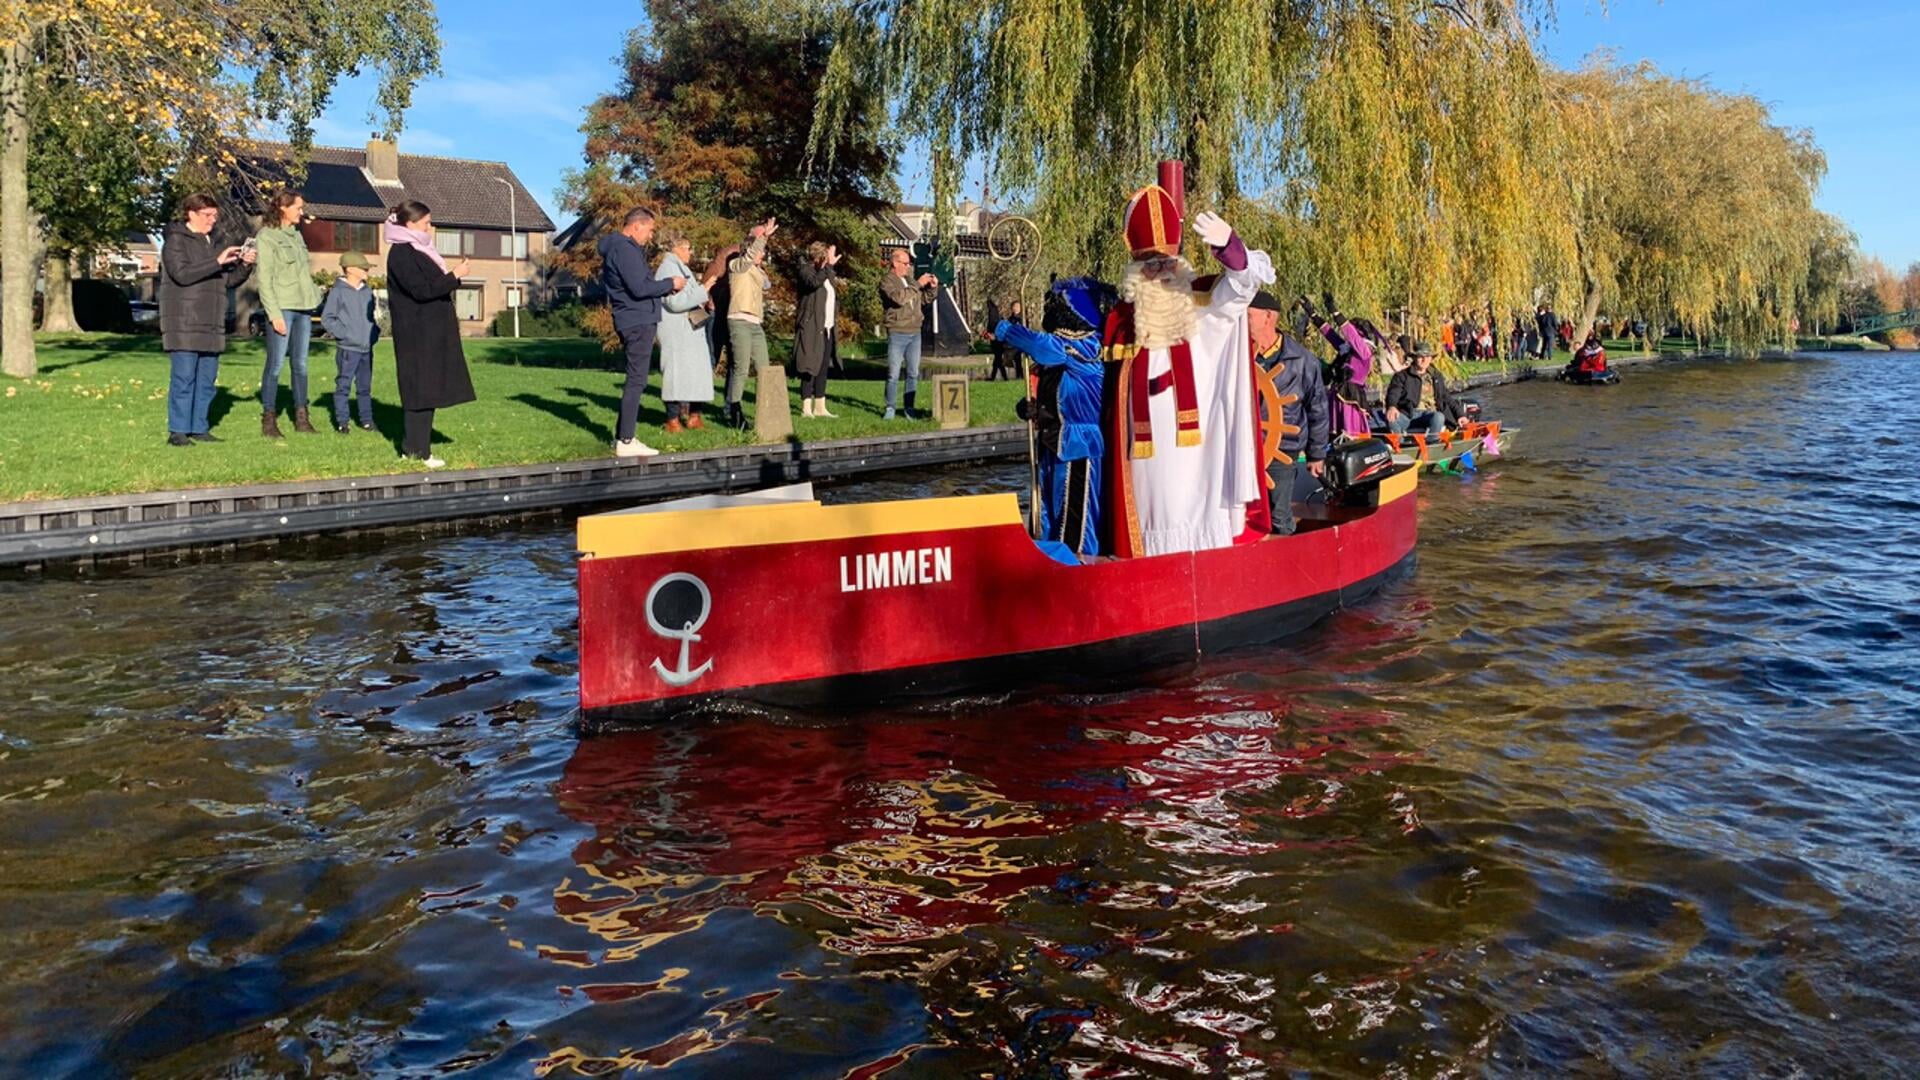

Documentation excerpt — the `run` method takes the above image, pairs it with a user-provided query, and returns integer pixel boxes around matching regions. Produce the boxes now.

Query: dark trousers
[333,348,374,427]
[989,346,1017,381]
[1267,458,1322,536]
[800,367,828,398]
[403,408,434,458]
[615,322,659,442]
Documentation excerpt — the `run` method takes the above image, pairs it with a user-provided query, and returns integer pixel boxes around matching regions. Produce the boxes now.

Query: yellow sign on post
[932,373,970,430]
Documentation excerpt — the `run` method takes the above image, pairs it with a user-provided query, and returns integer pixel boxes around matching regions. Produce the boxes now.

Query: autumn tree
[29,89,172,333]
[1550,60,1833,351]
[561,0,898,342]
[1,1,439,378]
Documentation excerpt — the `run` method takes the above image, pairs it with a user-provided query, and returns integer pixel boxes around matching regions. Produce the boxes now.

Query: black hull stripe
[579,551,1417,731]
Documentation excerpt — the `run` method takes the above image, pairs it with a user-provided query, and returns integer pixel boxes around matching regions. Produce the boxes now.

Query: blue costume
[995,277,1115,559]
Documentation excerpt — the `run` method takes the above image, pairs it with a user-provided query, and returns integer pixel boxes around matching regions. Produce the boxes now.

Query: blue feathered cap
[1043,276,1118,335]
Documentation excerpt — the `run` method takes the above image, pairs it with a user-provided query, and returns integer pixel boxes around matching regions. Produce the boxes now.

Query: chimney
[366,138,400,185]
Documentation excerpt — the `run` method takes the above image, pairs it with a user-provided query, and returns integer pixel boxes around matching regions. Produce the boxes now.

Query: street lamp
[491,176,520,339]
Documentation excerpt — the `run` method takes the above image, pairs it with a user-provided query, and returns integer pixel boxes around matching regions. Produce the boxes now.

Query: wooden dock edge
[0,425,1030,567]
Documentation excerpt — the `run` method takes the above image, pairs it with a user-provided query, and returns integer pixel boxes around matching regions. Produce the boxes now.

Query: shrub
[491,303,592,338]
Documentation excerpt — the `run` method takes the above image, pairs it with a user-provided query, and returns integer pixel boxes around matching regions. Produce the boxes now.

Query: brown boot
[293,408,317,434]
[262,410,284,439]
[687,411,704,430]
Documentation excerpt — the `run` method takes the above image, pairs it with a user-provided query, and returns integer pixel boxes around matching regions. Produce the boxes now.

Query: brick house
[245,138,554,336]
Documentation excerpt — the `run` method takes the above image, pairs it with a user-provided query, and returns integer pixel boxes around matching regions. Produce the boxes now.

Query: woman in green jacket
[256,190,322,436]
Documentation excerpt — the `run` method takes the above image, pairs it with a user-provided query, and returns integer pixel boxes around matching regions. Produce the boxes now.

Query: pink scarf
[383,217,448,273]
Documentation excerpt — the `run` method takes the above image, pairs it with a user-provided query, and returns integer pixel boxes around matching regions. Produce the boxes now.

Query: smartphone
[240,237,257,254]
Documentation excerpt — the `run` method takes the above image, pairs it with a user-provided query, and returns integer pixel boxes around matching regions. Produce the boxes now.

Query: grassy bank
[0,334,1028,502]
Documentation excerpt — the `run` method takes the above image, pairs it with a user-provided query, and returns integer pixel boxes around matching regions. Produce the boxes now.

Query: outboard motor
[1321,438,1400,506]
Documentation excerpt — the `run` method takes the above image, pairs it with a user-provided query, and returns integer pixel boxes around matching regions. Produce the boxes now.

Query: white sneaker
[614,439,660,459]
[423,456,446,470]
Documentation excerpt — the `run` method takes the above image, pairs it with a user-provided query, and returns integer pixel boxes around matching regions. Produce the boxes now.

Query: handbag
[686,306,710,329]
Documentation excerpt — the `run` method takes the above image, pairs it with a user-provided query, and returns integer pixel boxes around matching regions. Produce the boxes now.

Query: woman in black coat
[792,241,841,419]
[383,200,475,467]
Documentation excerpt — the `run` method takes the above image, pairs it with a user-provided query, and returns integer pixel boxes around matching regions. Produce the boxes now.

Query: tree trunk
[40,247,77,333]
[1,39,37,378]
[1572,263,1604,346]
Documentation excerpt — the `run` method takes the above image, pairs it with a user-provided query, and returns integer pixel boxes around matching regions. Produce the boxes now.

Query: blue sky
[310,1,1919,266]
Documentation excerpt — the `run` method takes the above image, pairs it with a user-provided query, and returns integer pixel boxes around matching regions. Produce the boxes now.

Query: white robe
[1128,249,1273,556]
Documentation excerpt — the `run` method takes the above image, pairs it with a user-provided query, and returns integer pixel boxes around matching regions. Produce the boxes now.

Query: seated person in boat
[1247,291,1329,537]
[1100,186,1272,558]
[997,276,1116,559]
[1383,340,1462,437]
[1572,334,1608,374]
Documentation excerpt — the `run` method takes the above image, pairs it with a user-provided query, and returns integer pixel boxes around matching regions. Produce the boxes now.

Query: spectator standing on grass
[880,247,938,420]
[159,193,256,447]
[654,231,712,433]
[598,207,686,458]
[793,240,842,419]
[989,299,1024,381]
[255,190,323,438]
[724,218,777,427]
[320,250,380,434]
[701,243,739,427]
[383,200,474,469]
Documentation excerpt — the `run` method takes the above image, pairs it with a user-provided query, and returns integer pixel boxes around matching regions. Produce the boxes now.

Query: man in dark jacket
[159,193,255,446]
[1534,303,1555,361]
[599,207,685,458]
[1384,341,1461,437]
[1249,291,1329,536]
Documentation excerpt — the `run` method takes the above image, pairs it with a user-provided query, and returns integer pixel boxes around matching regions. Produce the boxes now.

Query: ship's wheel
[1256,364,1300,471]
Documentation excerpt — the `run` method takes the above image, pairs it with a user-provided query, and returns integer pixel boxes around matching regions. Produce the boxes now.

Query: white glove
[1192,211,1233,248]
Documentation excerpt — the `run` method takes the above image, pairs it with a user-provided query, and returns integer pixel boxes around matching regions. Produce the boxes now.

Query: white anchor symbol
[646,572,714,687]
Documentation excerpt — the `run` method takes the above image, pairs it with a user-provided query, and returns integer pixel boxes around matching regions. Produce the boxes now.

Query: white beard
[1121,260,1197,349]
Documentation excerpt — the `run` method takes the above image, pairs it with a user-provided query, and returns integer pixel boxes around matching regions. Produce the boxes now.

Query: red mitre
[1124,185,1181,260]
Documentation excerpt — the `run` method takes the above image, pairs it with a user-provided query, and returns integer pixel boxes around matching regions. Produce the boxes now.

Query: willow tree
[1550,61,1831,351]
[1252,4,1578,325]
[812,0,1568,323]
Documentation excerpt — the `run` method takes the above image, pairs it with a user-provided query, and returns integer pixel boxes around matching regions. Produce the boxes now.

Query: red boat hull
[577,469,1418,725]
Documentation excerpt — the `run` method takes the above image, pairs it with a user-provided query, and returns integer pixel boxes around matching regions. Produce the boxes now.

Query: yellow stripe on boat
[578,492,1023,560]
[1376,466,1417,504]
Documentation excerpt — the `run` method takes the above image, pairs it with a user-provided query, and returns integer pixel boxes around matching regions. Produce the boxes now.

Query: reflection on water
[2,355,1918,1074]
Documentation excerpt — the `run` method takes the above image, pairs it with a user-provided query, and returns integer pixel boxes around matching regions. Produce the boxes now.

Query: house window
[503,282,526,309]
[434,229,470,257]
[301,220,379,254]
[499,233,528,259]
[455,284,483,322]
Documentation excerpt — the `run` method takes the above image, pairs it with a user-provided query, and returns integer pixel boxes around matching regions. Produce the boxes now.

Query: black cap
[1249,291,1283,313]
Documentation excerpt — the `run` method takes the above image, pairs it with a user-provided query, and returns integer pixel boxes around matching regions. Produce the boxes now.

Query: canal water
[2,354,1916,1076]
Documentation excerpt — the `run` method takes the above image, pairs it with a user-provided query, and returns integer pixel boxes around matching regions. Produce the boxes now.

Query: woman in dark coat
[382,201,475,467]
[159,192,255,445]
[792,241,841,419]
